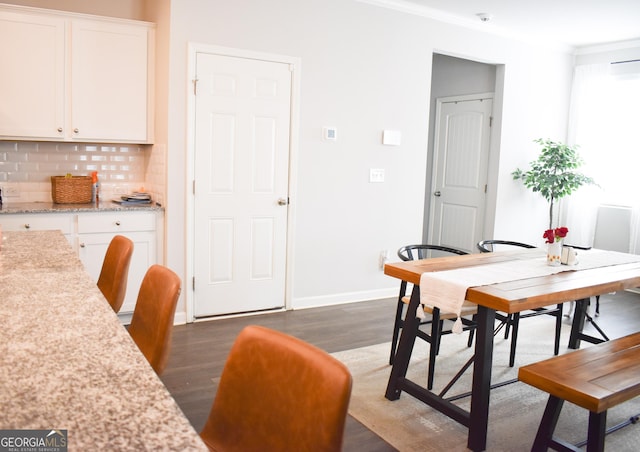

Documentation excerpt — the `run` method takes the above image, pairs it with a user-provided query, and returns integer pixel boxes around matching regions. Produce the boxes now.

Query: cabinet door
[71,19,151,142]
[0,214,74,245]
[78,231,156,314]
[0,11,65,139]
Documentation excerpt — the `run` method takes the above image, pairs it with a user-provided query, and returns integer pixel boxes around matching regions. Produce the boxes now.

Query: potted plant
[512,138,596,230]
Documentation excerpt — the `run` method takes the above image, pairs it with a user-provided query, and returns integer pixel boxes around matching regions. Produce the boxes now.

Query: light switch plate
[369,168,385,183]
[383,129,402,146]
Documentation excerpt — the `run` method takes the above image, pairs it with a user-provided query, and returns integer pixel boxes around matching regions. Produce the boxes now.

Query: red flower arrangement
[543,226,568,244]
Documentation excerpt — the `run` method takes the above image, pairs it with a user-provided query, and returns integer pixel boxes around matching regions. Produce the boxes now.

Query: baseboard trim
[119,311,188,326]
[292,287,397,310]
[173,311,187,325]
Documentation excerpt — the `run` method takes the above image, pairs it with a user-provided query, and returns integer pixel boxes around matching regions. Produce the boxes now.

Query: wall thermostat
[323,127,337,141]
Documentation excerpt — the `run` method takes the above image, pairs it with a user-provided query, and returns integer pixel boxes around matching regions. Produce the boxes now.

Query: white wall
[166,0,574,313]
[2,0,146,20]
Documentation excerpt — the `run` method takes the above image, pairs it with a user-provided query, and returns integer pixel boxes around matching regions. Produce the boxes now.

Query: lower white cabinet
[0,210,161,317]
[77,212,157,315]
[0,213,74,244]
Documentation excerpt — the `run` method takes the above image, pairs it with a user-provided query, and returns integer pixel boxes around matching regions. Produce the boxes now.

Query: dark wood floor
[161,297,398,451]
[160,291,640,451]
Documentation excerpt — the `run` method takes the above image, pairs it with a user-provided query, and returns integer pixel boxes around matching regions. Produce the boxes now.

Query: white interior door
[193,53,292,317]
[428,95,492,253]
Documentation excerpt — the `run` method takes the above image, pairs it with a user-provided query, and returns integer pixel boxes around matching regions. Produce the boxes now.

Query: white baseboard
[173,311,188,325]
[292,287,397,310]
[117,312,133,325]
[118,310,188,326]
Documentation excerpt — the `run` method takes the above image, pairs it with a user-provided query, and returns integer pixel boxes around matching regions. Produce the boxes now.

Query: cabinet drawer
[0,214,74,234]
[77,212,156,233]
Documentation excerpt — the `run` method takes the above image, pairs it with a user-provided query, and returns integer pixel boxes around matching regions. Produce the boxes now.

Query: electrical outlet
[379,250,389,270]
[2,184,19,197]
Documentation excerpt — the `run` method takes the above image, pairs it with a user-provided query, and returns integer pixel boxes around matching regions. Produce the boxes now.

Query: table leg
[587,411,607,452]
[468,305,495,452]
[568,298,589,349]
[385,284,420,400]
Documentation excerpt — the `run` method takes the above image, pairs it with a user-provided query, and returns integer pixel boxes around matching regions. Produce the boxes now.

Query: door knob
[434,191,441,197]
[277,198,289,206]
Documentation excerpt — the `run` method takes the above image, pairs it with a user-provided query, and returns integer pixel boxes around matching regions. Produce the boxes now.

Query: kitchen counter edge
[0,202,164,214]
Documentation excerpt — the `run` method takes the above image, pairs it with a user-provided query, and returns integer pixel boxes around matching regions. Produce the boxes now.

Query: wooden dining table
[384,247,640,451]
[0,230,208,450]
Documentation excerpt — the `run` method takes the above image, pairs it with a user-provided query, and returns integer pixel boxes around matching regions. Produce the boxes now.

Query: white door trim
[186,43,301,322]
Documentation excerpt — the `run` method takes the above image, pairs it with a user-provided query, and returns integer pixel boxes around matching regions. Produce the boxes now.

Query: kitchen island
[0,230,207,450]
[0,203,165,317]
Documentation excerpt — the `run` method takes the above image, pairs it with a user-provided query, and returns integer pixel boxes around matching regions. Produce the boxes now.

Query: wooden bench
[518,331,640,452]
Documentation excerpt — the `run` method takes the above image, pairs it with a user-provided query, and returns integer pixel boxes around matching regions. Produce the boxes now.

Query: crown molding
[574,39,640,56]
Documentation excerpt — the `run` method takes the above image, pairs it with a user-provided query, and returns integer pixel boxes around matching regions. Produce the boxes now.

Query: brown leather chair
[97,235,134,313]
[199,325,353,452]
[128,264,181,375]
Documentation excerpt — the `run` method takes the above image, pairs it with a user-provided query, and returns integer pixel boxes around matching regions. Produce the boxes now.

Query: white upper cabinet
[0,5,154,144]
[70,19,152,142]
[0,11,66,139]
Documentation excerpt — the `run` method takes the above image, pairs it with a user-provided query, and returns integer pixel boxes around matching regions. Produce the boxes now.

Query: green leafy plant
[512,139,596,230]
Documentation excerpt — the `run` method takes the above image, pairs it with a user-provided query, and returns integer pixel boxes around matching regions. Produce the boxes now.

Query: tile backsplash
[0,141,162,203]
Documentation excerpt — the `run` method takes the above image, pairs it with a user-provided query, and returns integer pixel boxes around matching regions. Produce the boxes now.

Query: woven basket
[51,176,93,204]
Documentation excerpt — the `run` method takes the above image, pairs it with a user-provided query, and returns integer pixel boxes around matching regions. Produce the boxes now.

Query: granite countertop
[0,201,164,214]
[0,230,207,451]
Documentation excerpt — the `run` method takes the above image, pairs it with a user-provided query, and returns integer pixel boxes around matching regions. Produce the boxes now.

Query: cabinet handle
[115,221,121,226]
[73,128,79,134]
[24,224,30,229]
[57,127,63,133]
[80,243,85,248]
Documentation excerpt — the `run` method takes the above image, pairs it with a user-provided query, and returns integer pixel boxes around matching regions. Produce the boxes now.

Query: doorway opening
[424,53,503,252]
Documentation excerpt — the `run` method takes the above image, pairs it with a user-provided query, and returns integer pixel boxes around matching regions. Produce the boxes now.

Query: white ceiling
[381,0,640,49]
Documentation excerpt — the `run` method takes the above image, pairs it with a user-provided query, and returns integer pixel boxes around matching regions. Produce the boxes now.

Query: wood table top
[384,248,640,313]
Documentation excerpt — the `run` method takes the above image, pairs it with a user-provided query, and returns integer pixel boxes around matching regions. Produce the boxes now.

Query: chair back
[128,265,181,375]
[97,235,134,313]
[477,240,535,253]
[199,325,353,452]
[398,244,468,261]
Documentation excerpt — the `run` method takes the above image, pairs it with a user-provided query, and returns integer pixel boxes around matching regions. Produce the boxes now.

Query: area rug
[332,317,640,451]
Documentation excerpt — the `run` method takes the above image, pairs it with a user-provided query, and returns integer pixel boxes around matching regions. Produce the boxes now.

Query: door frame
[185,43,301,322]
[428,92,494,250]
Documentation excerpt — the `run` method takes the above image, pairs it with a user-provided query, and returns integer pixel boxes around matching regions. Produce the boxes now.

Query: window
[573,64,640,206]
[565,61,640,251]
